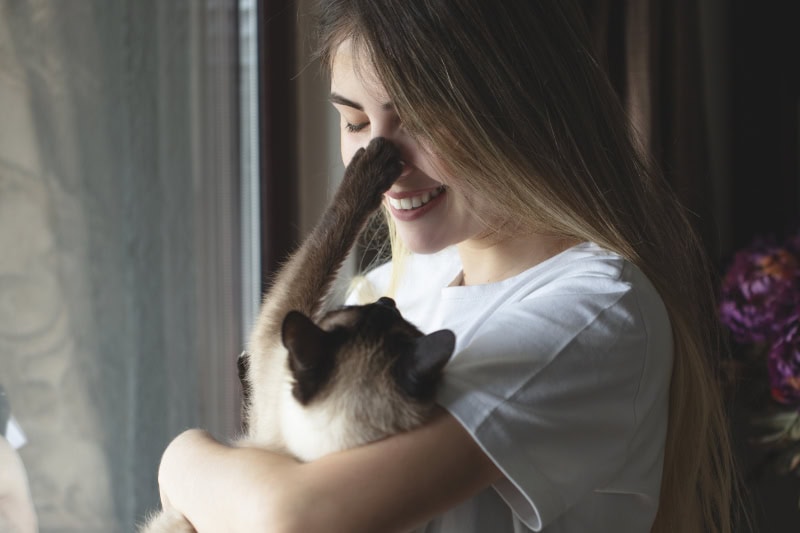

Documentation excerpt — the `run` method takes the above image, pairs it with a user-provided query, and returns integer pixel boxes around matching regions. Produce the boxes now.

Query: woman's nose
[369,132,413,177]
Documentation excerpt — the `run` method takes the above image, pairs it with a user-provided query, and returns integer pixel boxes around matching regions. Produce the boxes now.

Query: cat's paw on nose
[343,137,403,202]
[363,137,404,191]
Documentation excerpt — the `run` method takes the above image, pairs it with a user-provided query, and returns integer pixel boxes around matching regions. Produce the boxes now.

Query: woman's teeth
[387,186,445,211]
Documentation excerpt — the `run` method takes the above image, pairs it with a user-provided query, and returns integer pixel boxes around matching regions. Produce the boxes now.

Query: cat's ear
[282,311,336,405]
[395,329,456,400]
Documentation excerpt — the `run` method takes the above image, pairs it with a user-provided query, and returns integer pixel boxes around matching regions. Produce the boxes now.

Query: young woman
[157,1,741,531]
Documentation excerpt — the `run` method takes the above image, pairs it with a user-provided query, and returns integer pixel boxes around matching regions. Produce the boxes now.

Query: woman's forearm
[159,412,500,533]
[159,429,300,532]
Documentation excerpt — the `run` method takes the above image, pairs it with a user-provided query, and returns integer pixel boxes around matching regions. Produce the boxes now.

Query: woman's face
[330,40,488,254]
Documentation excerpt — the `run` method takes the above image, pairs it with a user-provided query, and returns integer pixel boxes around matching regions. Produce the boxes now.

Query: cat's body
[139,138,455,532]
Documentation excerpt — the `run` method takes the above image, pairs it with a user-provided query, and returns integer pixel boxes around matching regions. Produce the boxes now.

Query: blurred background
[0,0,797,531]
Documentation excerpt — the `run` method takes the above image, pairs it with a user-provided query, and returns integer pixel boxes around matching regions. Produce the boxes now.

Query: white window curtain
[0,0,245,530]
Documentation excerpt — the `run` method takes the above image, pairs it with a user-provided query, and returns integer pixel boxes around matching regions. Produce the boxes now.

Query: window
[0,1,250,529]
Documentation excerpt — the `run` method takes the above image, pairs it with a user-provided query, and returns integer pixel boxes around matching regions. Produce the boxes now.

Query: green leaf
[752,411,800,431]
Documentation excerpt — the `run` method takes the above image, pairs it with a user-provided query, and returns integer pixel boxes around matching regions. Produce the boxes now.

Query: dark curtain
[259,0,299,285]
[579,2,800,532]
[579,0,799,265]
[579,0,717,257]
[728,1,799,251]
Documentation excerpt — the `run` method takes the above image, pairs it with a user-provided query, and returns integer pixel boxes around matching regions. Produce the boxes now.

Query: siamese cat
[139,138,456,532]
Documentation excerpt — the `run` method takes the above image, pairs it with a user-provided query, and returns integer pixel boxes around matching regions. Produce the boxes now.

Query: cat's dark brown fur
[139,138,454,532]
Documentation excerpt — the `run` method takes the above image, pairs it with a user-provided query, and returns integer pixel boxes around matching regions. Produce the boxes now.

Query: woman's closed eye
[344,120,370,133]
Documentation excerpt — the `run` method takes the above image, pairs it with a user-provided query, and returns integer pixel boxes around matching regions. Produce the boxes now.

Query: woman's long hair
[315,1,743,531]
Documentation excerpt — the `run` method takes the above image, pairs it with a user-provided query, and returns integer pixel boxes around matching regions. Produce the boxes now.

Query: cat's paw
[342,137,403,205]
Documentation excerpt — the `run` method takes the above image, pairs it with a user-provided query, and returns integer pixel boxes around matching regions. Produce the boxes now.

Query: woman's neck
[455,232,579,286]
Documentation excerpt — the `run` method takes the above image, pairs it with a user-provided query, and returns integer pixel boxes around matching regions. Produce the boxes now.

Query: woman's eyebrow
[329,92,363,110]
[329,92,395,111]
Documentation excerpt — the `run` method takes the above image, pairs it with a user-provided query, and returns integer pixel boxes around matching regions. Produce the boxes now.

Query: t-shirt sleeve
[436,275,661,530]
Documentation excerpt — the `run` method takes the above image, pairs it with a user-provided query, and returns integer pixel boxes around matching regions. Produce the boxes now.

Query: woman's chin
[394,228,451,255]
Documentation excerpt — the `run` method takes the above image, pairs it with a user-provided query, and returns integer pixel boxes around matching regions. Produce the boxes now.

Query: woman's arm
[159,409,502,533]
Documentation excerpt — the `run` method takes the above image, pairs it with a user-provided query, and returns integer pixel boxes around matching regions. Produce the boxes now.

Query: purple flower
[719,242,799,344]
[787,229,800,256]
[768,320,800,405]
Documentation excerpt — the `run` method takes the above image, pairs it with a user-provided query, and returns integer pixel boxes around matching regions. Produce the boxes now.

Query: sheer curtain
[0,1,243,530]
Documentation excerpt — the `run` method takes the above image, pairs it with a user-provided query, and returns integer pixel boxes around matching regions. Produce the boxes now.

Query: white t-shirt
[350,242,672,532]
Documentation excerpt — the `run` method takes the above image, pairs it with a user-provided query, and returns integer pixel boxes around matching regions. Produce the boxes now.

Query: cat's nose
[376,297,396,308]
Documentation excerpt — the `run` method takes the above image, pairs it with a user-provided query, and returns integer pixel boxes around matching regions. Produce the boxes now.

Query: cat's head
[279,297,455,459]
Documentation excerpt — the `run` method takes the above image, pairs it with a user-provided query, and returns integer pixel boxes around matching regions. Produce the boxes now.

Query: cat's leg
[137,508,196,533]
[243,138,403,441]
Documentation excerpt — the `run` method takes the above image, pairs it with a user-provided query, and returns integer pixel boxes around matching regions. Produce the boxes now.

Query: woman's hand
[157,428,301,532]
[0,435,38,533]
[157,429,208,511]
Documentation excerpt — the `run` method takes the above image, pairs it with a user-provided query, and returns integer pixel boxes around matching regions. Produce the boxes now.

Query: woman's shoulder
[439,242,671,355]
[512,242,663,308]
[438,242,639,303]
[522,241,628,283]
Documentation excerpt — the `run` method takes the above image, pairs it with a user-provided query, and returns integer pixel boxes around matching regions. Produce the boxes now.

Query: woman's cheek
[340,136,362,167]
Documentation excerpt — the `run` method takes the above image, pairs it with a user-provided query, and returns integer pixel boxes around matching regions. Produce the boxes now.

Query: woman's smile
[384,186,447,221]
